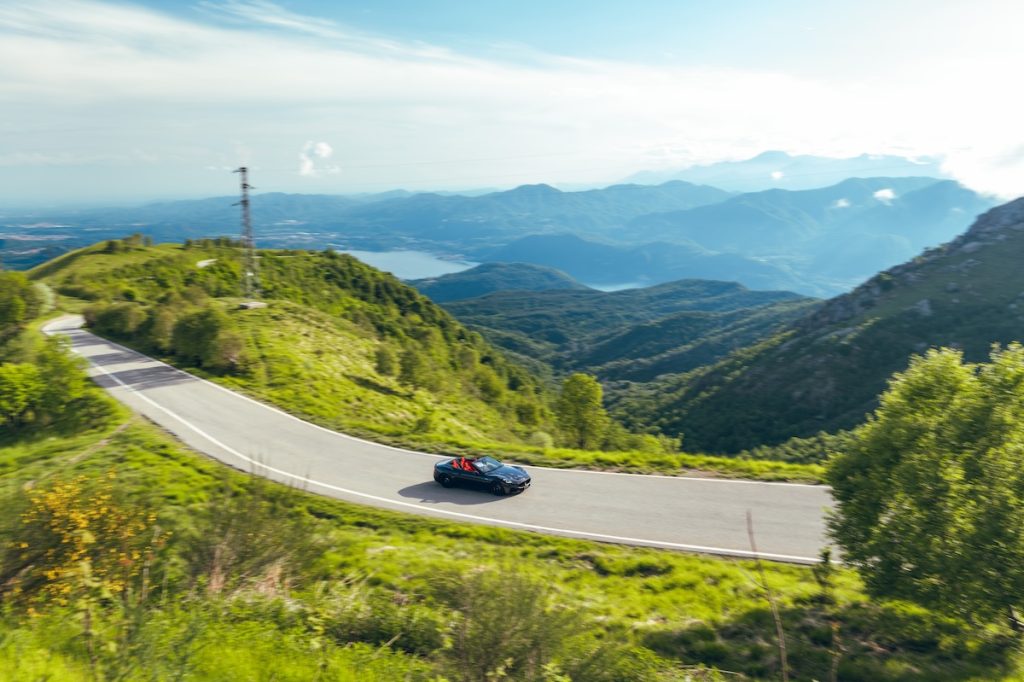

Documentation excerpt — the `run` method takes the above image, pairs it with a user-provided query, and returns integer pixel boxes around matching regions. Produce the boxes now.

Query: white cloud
[313,142,333,159]
[873,188,896,204]
[832,198,851,208]
[770,170,784,180]
[0,0,1021,201]
[299,140,338,176]
[199,0,342,39]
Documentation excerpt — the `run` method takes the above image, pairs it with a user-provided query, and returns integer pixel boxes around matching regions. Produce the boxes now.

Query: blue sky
[1,0,1022,206]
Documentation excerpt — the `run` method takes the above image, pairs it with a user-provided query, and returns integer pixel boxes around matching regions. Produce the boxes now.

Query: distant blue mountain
[336,180,733,242]
[1,166,996,298]
[625,150,947,192]
[624,177,998,293]
[410,262,589,302]
[483,234,820,294]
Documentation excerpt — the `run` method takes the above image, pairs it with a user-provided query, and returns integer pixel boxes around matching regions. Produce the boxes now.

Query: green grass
[0,609,437,682]
[163,301,824,482]
[31,240,824,482]
[73,288,824,483]
[2,412,1019,680]
[613,211,1024,454]
[214,300,527,444]
[353,431,825,483]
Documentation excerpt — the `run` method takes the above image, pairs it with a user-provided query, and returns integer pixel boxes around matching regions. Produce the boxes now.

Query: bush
[0,362,43,427]
[146,307,177,352]
[527,430,554,449]
[374,345,398,377]
[433,567,581,682]
[0,473,161,606]
[0,272,42,338]
[203,329,248,372]
[91,302,147,337]
[171,306,229,367]
[182,477,324,595]
[322,586,445,656]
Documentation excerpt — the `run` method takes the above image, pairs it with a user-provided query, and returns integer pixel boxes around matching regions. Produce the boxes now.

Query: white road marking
[52,319,823,490]
[69,325,820,564]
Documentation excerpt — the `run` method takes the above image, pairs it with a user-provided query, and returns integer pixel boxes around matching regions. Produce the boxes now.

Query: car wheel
[492,481,507,496]
[439,475,454,488]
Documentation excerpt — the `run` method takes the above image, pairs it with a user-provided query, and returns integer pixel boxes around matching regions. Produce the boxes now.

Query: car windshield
[473,456,501,473]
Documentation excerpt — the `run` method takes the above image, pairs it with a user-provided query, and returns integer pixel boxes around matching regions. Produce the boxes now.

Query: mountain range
[478,234,815,293]
[611,197,1024,453]
[624,150,947,191]
[410,262,589,303]
[442,278,815,381]
[2,154,998,298]
[622,177,997,293]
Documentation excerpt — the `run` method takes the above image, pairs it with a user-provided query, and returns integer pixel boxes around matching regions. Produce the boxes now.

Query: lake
[339,248,645,291]
[339,249,478,280]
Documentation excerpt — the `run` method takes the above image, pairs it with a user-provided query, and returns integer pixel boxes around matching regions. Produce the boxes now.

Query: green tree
[203,329,247,372]
[147,307,177,352]
[0,362,44,426]
[171,307,228,366]
[33,337,89,418]
[0,272,41,336]
[828,345,1024,631]
[556,373,609,449]
[398,348,440,391]
[473,364,504,402]
[374,345,398,377]
[92,302,147,337]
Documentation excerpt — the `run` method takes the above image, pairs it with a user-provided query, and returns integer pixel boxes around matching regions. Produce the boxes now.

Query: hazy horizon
[1,0,1022,206]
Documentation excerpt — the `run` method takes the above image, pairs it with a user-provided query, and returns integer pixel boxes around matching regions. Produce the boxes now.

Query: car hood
[492,464,530,482]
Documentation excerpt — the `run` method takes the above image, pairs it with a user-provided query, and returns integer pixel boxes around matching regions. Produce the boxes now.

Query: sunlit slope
[615,197,1024,453]
[33,240,554,444]
[444,279,814,376]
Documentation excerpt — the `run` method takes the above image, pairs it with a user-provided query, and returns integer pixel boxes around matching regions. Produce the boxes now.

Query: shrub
[182,477,324,595]
[92,302,147,337]
[171,307,228,367]
[374,345,398,377]
[433,567,581,682]
[0,362,43,426]
[527,431,554,449]
[0,473,161,605]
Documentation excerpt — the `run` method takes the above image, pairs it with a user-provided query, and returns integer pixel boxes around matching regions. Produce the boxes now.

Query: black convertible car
[433,455,531,495]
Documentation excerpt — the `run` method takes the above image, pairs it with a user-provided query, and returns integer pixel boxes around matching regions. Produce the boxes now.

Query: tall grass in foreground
[1,418,1019,680]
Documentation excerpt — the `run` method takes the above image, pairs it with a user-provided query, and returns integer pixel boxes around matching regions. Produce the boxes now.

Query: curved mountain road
[45,315,833,564]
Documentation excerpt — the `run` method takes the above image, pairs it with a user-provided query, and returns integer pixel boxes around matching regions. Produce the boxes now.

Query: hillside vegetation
[410,262,590,303]
[33,238,820,480]
[481,233,814,294]
[5,173,993,297]
[444,279,816,382]
[1,324,1020,680]
[614,198,1024,453]
[35,238,551,446]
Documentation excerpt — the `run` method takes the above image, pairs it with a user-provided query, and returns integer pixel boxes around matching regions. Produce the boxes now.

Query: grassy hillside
[32,238,822,481]
[614,197,1024,453]
[622,178,996,295]
[410,262,590,302]
[444,280,815,380]
[583,300,818,382]
[34,238,551,446]
[482,234,817,294]
[1,362,1019,680]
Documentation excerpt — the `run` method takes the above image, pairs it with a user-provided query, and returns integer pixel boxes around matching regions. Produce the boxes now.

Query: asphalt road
[45,315,834,564]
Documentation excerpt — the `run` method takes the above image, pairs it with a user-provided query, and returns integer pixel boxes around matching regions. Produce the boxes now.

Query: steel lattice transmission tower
[234,166,260,298]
